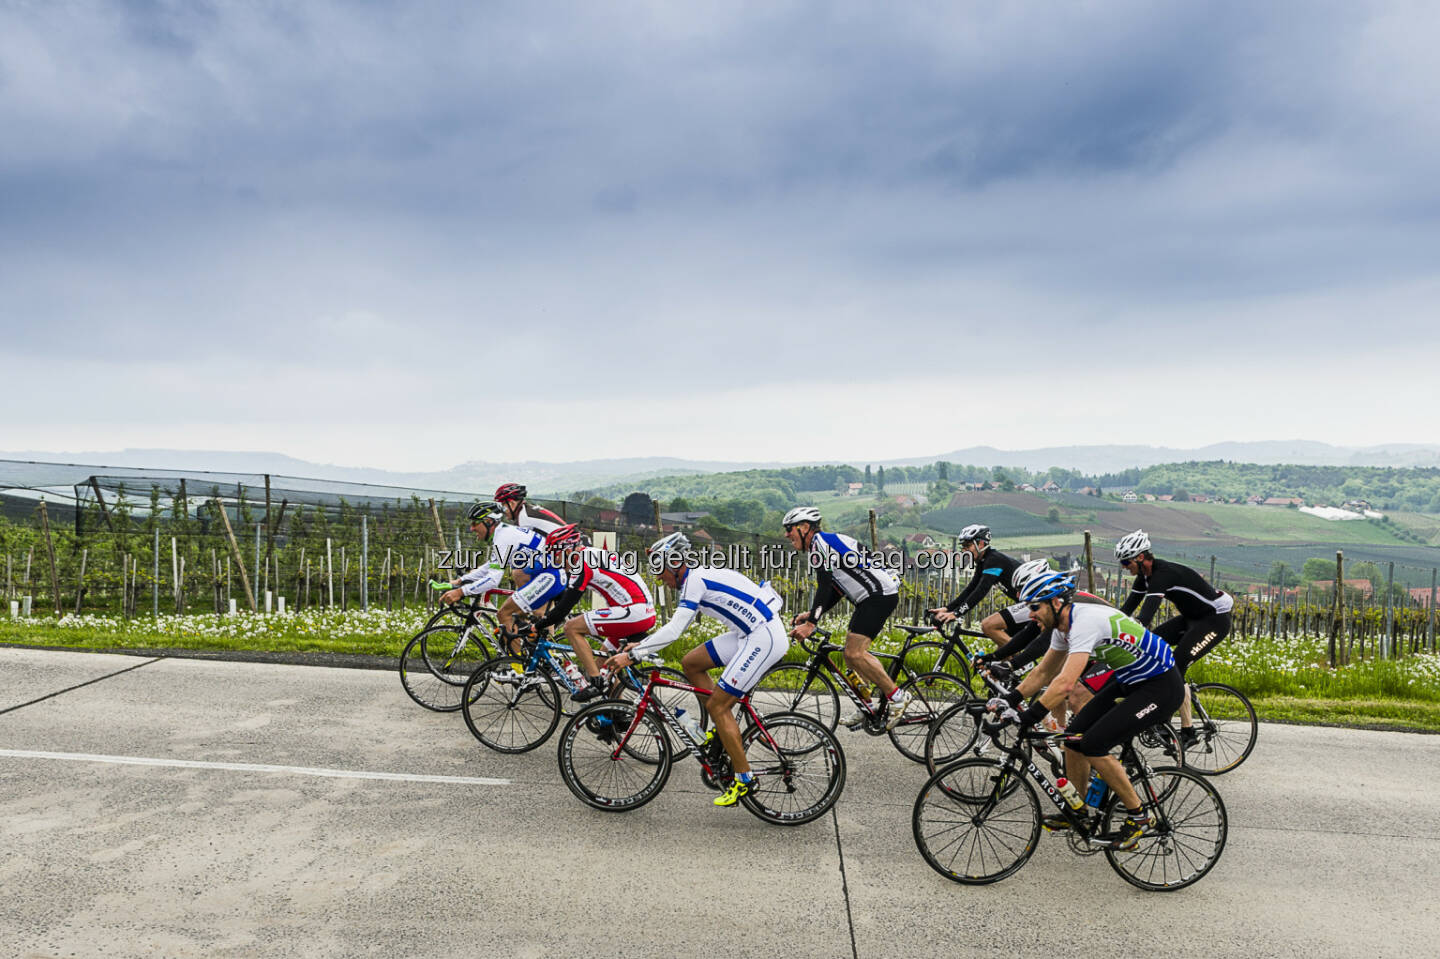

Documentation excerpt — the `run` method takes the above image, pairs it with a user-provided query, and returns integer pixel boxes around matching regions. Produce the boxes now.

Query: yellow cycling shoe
[713,776,753,807]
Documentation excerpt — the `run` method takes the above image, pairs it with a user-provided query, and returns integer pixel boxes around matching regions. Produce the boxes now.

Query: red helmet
[494,482,527,503]
[544,523,584,552]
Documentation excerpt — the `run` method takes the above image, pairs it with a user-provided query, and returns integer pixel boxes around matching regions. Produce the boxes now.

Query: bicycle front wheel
[923,698,983,775]
[912,758,1040,885]
[753,663,840,732]
[888,671,970,764]
[557,701,672,812]
[1186,683,1258,775]
[739,713,846,826]
[398,625,491,711]
[1103,767,1227,891]
[461,656,562,753]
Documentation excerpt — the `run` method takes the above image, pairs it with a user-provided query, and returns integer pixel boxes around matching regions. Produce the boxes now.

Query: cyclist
[782,506,911,730]
[605,532,787,807]
[995,570,1182,850]
[536,523,657,701]
[928,525,1029,651]
[1115,530,1234,747]
[493,482,565,585]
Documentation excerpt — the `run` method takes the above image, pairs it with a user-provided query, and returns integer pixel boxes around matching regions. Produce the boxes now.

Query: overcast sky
[2,1,1436,471]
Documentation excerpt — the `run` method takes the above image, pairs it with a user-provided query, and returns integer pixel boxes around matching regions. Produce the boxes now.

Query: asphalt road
[1,647,1436,959]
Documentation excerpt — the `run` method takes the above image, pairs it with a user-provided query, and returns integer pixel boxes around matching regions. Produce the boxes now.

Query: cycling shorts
[581,604,657,647]
[1065,669,1183,757]
[1152,612,1231,673]
[847,593,899,640]
[511,569,567,613]
[701,620,790,697]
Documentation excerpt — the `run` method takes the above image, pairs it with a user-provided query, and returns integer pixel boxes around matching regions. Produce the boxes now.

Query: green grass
[1245,696,1440,732]
[1166,502,1413,545]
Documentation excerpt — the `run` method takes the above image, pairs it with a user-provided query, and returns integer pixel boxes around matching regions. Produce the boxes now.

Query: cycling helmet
[782,506,822,528]
[1115,529,1151,561]
[1018,570,1077,604]
[494,482,527,503]
[544,523,584,552]
[959,523,991,546]
[1011,558,1052,592]
[649,531,691,557]
[467,501,504,524]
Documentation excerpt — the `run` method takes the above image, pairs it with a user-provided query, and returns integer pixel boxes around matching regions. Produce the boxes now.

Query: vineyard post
[37,499,62,614]
[253,523,262,606]
[1209,555,1216,585]
[214,499,257,612]
[326,538,334,608]
[73,547,87,614]
[361,515,369,610]
[1082,531,1095,593]
[428,499,446,548]
[652,500,663,533]
[1329,551,1342,667]
[1428,568,1436,652]
[88,478,116,533]
[171,537,179,612]
[868,509,878,551]
[1384,561,1395,658]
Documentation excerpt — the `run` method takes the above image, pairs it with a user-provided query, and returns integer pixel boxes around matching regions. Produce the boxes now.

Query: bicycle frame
[613,668,782,772]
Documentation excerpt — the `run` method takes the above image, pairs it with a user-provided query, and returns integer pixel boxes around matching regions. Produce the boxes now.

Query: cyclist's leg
[683,631,732,694]
[980,608,1013,648]
[1169,613,1229,729]
[842,594,901,697]
[712,620,790,777]
[1063,676,1123,795]
[574,605,657,681]
[1073,670,1184,814]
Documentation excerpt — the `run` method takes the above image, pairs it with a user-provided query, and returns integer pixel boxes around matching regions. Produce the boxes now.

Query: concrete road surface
[1,647,1436,958]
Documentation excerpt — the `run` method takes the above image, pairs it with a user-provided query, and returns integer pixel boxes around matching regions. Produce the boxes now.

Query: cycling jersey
[1049,603,1175,686]
[456,523,554,596]
[513,503,564,536]
[942,547,1022,618]
[807,532,900,618]
[561,547,655,607]
[630,567,783,660]
[1120,557,1233,625]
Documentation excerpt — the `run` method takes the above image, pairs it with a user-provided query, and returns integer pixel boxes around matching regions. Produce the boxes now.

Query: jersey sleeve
[946,567,999,617]
[809,569,842,619]
[458,565,503,596]
[629,573,705,659]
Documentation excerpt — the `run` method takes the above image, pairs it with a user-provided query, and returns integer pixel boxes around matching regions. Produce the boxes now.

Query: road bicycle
[460,623,698,754]
[913,713,1226,891]
[557,663,846,825]
[1179,680,1258,775]
[755,626,969,763]
[398,586,511,711]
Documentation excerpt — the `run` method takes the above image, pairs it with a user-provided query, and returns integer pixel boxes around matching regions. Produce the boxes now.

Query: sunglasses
[1119,557,1134,567]
[1027,602,1045,611]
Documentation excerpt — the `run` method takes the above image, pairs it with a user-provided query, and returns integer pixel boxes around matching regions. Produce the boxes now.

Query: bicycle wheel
[753,663,840,733]
[1186,683,1258,775]
[738,713,846,826]
[1133,721,1186,773]
[888,671,970,764]
[398,628,479,712]
[461,656,562,753]
[912,758,1041,885]
[1103,767,1227,891]
[923,698,983,775]
[557,701,672,812]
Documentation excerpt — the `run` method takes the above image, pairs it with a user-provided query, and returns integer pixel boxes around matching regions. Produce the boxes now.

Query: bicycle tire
[1102,767,1227,891]
[923,698,983,775]
[753,663,840,733]
[557,701,672,812]
[737,712,846,826]
[461,656,562,753]
[906,641,981,693]
[1133,721,1187,774]
[1186,683,1258,775]
[888,671,970,764]
[912,757,1041,885]
[398,625,490,711]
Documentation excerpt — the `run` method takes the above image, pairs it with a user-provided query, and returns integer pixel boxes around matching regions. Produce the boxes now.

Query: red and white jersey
[562,547,654,608]
[514,504,564,536]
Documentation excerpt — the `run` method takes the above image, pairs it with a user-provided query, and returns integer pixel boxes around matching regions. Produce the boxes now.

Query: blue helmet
[1018,570,1076,604]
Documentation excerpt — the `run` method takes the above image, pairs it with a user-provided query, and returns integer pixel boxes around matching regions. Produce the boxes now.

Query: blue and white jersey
[628,567,783,660]
[457,523,554,596]
[1051,603,1176,686]
[810,532,899,603]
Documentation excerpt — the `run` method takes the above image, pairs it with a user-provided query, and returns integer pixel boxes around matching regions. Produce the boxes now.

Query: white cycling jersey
[456,523,549,596]
[513,504,563,536]
[560,546,655,607]
[629,566,783,660]
[810,531,899,603]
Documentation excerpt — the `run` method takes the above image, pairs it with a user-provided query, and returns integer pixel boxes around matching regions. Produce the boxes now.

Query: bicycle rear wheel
[923,698,983,775]
[1133,721,1186,772]
[557,701,672,812]
[461,656,562,753]
[739,713,846,826]
[888,671,970,764]
[752,663,840,732]
[912,758,1040,885]
[398,625,492,711]
[1103,767,1227,891]
[1185,683,1258,775]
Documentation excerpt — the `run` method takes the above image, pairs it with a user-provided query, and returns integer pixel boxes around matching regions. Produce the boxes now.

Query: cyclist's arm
[1016,646,1068,699]
[1119,588,1143,616]
[803,570,842,623]
[457,565,503,596]
[944,568,998,618]
[1035,652,1089,712]
[1133,593,1163,627]
[626,604,698,660]
[992,622,1040,661]
[1007,628,1053,670]
[535,587,585,630]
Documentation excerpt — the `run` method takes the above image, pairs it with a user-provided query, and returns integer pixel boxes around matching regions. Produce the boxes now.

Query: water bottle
[562,660,584,688]
[676,708,705,744]
[1055,777,1086,811]
[1085,772,1109,809]
[843,668,873,701]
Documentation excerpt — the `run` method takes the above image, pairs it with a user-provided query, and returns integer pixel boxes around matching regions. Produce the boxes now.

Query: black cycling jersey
[943,547,1022,617]
[1119,557,1233,626]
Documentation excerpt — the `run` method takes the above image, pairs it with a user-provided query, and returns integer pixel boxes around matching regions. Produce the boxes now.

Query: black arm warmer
[535,587,585,630]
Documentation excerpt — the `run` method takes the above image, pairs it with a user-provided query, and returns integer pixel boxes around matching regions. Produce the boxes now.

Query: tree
[864,465,872,485]
[669,496,690,512]
[1267,561,1299,587]
[1350,560,1384,590]
[621,492,655,525]
[937,461,949,481]
[1301,557,1334,582]
[1047,507,1061,524]
[877,466,885,490]
[1173,489,1190,502]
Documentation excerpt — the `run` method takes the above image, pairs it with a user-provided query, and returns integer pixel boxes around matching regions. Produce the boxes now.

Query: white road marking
[0,748,511,786]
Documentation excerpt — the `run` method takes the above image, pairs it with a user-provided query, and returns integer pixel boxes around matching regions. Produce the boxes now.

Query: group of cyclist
[443,484,1232,839]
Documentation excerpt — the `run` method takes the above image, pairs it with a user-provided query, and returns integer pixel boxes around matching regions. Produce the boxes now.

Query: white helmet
[1012,559,1052,592]
[648,531,691,572]
[1115,529,1152,562]
[782,506,822,528]
[959,523,991,546]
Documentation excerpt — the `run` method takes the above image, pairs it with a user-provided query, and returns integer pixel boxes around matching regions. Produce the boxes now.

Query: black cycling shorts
[1152,612,1231,674]
[847,592,899,640]
[1064,669,1183,758]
